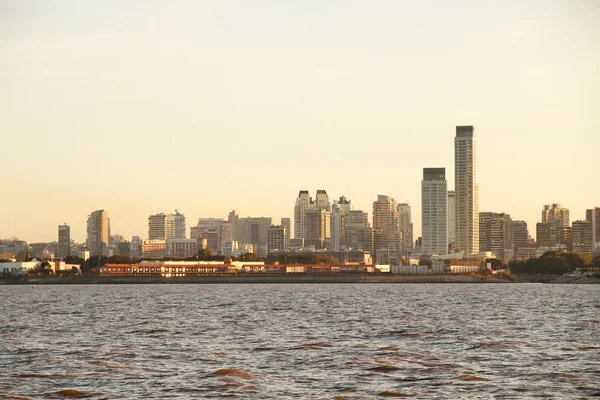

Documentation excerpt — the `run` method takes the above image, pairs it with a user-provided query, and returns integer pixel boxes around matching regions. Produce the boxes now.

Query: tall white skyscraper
[294,190,311,239]
[397,203,413,253]
[455,125,479,254]
[447,190,456,250]
[421,168,448,255]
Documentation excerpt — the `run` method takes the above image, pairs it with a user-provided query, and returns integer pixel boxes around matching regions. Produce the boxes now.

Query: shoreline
[1,273,597,285]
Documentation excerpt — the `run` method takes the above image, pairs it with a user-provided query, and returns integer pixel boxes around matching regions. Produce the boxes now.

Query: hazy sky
[1,0,599,243]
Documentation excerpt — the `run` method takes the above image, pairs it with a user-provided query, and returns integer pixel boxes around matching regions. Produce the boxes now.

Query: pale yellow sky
[1,0,599,242]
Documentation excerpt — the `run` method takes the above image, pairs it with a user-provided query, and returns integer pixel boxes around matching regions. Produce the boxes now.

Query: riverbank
[3,273,598,285]
[1,274,514,285]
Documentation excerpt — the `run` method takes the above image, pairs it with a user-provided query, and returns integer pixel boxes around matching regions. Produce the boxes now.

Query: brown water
[1,283,599,399]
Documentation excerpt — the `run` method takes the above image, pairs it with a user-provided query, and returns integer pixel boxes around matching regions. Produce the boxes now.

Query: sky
[1,0,599,243]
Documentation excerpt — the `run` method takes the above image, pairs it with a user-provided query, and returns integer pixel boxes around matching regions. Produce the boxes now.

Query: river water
[1,283,599,399]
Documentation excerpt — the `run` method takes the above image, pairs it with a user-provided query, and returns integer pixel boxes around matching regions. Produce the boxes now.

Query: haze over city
[1,0,599,242]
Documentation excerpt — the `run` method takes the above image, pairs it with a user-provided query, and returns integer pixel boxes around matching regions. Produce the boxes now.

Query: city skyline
[2,1,599,243]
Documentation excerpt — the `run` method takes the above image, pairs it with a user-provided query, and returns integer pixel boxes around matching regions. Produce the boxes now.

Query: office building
[344,210,374,252]
[421,168,447,255]
[267,225,287,253]
[228,210,240,243]
[57,224,70,258]
[305,209,331,249]
[87,210,109,256]
[373,195,400,261]
[294,191,312,239]
[447,191,456,250]
[314,190,331,212]
[572,220,593,256]
[586,207,600,250]
[397,203,413,254]
[455,125,479,254]
[479,212,509,260]
[542,204,570,227]
[167,238,198,258]
[281,218,291,250]
[142,239,167,259]
[238,217,272,248]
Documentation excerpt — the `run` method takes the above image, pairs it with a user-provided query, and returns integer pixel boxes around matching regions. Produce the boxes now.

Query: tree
[561,252,591,270]
[64,255,85,265]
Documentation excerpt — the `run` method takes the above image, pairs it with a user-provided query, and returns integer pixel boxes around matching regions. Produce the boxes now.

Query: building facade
[373,195,400,261]
[572,220,593,256]
[267,225,287,253]
[447,191,456,251]
[305,209,331,249]
[397,203,413,254]
[57,223,71,259]
[87,210,109,256]
[421,168,448,255]
[455,125,479,254]
[294,190,312,239]
[586,207,600,251]
[167,238,198,258]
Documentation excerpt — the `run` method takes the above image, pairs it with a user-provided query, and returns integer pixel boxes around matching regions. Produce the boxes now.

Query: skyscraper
[447,190,456,250]
[87,210,109,256]
[314,190,331,212]
[305,209,331,249]
[331,196,353,251]
[281,218,291,250]
[294,190,311,239]
[421,168,447,255]
[572,220,593,256]
[479,212,510,260]
[397,203,413,253]
[455,125,479,254]
[344,210,373,253]
[586,207,600,250]
[373,195,400,260]
[542,204,569,227]
[228,210,240,243]
[173,210,186,239]
[57,223,70,258]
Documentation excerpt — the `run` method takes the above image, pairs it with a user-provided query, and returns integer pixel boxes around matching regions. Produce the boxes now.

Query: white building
[455,125,479,254]
[294,190,312,239]
[421,168,448,255]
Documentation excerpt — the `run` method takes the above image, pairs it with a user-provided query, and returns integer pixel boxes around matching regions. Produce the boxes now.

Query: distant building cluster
[1,126,598,267]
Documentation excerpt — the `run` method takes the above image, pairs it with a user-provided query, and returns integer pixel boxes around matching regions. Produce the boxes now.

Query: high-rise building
[421,168,447,255]
[166,238,198,258]
[572,220,593,256]
[281,218,291,250]
[542,204,570,227]
[479,212,509,260]
[373,195,400,261]
[513,220,533,260]
[585,207,600,250]
[329,196,353,252]
[305,209,331,249]
[314,190,331,212]
[228,210,240,243]
[536,219,565,249]
[57,224,71,258]
[447,191,456,250]
[331,204,344,251]
[397,203,413,254]
[344,210,374,253]
[130,236,142,258]
[87,210,109,256]
[267,225,287,253]
[294,191,312,239]
[149,211,186,240]
[455,125,479,254]
[173,210,186,239]
[238,217,272,248]
[218,222,233,254]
